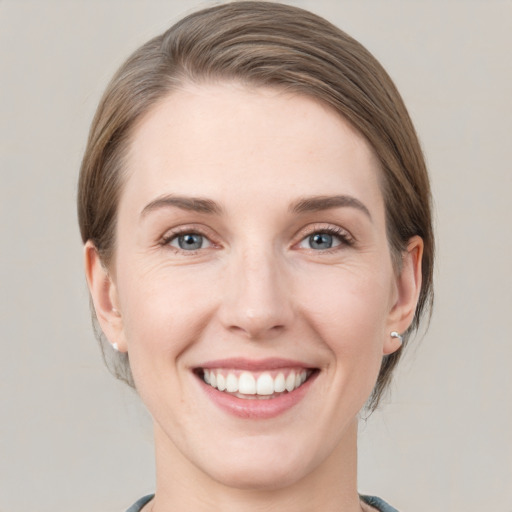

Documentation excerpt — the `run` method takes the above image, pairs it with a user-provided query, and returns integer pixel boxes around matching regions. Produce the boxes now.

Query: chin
[193,433,326,492]
[208,457,311,492]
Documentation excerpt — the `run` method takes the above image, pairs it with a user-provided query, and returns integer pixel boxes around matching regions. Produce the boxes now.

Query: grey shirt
[126,494,400,512]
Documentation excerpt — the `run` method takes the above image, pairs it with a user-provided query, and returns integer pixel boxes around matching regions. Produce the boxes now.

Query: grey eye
[298,231,344,250]
[309,233,334,250]
[172,233,208,250]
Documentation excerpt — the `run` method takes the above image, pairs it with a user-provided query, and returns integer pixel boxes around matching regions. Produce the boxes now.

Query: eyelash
[160,226,218,254]
[296,224,355,252]
[159,224,354,254]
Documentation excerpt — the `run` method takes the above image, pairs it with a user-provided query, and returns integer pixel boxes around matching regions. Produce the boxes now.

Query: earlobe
[84,241,127,352]
[384,236,423,355]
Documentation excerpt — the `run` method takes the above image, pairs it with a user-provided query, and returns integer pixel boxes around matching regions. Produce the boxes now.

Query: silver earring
[112,343,119,351]
[390,331,403,344]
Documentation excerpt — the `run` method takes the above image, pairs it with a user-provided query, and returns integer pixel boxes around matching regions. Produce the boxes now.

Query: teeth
[285,372,296,392]
[201,368,309,397]
[226,373,238,392]
[217,374,226,391]
[256,373,274,395]
[239,372,256,394]
[274,373,286,393]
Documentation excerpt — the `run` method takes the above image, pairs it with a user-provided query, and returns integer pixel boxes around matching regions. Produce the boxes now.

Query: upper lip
[196,357,314,371]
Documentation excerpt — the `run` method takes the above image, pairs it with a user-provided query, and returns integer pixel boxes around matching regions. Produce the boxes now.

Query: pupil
[179,234,202,250]
[310,233,333,249]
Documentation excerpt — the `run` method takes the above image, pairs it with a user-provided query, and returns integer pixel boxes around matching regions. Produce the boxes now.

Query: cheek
[297,264,393,346]
[116,261,218,352]
[295,263,394,405]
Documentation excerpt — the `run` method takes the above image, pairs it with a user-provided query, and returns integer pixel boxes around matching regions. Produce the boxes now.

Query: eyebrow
[290,195,372,220]
[140,193,371,220]
[140,195,222,217]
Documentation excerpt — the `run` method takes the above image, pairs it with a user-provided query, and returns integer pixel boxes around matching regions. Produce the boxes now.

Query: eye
[168,233,212,251]
[297,226,353,251]
[300,232,341,250]
[307,232,339,250]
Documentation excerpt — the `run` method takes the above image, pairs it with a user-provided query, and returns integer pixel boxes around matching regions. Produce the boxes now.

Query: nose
[217,246,294,340]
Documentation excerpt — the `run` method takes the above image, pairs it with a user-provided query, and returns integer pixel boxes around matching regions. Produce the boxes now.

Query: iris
[309,233,334,250]
[178,233,204,250]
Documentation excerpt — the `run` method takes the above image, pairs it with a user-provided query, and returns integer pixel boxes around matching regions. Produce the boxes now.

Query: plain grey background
[1,1,511,511]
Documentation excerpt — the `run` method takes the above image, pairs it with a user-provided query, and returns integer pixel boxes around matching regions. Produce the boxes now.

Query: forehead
[121,83,383,215]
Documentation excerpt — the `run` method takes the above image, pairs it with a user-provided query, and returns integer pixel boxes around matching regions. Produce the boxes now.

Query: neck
[150,419,363,512]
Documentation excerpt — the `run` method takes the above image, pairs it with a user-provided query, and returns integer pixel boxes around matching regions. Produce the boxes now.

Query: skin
[85,83,423,512]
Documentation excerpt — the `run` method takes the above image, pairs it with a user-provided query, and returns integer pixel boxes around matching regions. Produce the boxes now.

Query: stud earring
[390,331,403,344]
[112,343,119,351]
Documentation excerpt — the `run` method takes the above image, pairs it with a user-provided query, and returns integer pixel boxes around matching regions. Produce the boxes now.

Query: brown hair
[78,1,434,410]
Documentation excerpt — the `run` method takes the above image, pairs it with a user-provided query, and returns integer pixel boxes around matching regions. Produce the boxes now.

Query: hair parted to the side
[78,1,434,410]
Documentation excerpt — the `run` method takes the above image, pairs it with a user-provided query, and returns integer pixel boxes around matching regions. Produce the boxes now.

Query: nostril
[228,322,286,340]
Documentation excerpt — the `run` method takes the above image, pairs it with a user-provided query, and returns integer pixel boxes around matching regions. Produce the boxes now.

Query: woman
[78,2,433,511]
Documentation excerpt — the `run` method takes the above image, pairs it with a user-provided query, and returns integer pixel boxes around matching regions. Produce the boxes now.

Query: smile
[195,359,318,418]
[201,368,311,399]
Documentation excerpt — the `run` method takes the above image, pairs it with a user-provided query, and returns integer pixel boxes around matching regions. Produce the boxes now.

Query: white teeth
[226,373,238,392]
[238,372,256,394]
[256,373,274,395]
[216,374,226,391]
[202,369,309,397]
[274,373,286,393]
[285,372,296,392]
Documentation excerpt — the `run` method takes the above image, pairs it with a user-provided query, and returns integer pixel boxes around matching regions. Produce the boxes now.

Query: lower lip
[197,372,317,419]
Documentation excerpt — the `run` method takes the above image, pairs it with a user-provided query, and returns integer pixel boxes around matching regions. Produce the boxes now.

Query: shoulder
[360,495,400,512]
[125,494,154,512]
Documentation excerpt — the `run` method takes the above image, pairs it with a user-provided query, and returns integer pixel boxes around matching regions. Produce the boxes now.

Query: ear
[84,241,127,352]
[383,235,423,355]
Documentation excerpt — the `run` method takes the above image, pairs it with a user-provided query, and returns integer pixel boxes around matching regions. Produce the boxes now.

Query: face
[88,83,420,492]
